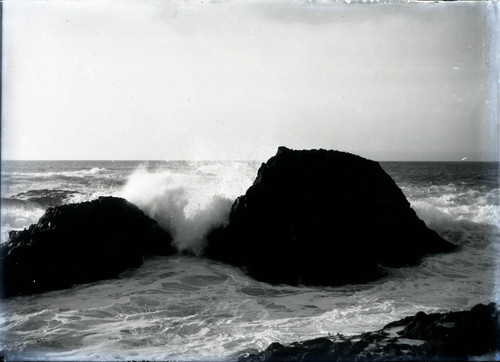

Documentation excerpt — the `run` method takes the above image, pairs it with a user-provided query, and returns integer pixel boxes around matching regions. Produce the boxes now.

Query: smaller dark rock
[0,197,175,298]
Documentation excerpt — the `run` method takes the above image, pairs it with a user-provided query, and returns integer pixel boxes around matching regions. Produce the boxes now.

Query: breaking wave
[0,199,45,243]
[119,163,255,254]
[408,183,499,231]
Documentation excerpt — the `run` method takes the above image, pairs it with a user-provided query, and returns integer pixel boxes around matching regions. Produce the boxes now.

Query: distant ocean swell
[3,166,107,178]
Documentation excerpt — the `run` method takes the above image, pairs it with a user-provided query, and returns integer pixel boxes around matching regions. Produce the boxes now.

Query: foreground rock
[239,303,499,361]
[0,197,175,297]
[206,147,455,286]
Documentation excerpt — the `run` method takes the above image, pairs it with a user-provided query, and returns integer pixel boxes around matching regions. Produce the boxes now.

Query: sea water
[0,160,498,360]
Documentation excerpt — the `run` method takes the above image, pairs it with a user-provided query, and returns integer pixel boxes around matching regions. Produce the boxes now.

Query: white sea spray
[119,162,255,254]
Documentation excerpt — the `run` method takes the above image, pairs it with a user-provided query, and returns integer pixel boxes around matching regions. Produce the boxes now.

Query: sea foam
[410,188,500,228]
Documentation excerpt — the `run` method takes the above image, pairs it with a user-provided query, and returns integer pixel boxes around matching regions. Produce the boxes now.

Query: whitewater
[0,160,499,360]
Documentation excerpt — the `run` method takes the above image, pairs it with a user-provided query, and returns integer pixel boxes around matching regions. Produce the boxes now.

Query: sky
[2,0,499,161]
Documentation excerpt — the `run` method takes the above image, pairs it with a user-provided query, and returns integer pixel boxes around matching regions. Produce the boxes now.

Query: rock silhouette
[206,147,456,286]
[0,197,175,297]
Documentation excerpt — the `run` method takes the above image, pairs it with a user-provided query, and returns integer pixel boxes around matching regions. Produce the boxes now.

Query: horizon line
[1,159,498,163]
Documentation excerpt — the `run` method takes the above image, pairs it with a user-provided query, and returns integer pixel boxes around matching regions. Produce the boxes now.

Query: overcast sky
[2,0,498,161]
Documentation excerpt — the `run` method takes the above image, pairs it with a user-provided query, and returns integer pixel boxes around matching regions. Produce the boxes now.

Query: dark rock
[0,197,175,297]
[239,303,500,361]
[397,303,500,358]
[258,338,335,362]
[206,147,455,286]
[345,339,370,356]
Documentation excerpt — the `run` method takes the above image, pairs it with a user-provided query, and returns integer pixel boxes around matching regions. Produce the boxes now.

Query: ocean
[0,160,499,360]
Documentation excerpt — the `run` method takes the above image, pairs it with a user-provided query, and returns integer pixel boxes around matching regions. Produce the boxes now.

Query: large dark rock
[206,147,455,286]
[239,303,500,361]
[0,196,175,298]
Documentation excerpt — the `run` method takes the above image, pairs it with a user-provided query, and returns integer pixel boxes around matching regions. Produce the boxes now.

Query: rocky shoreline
[237,303,499,361]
